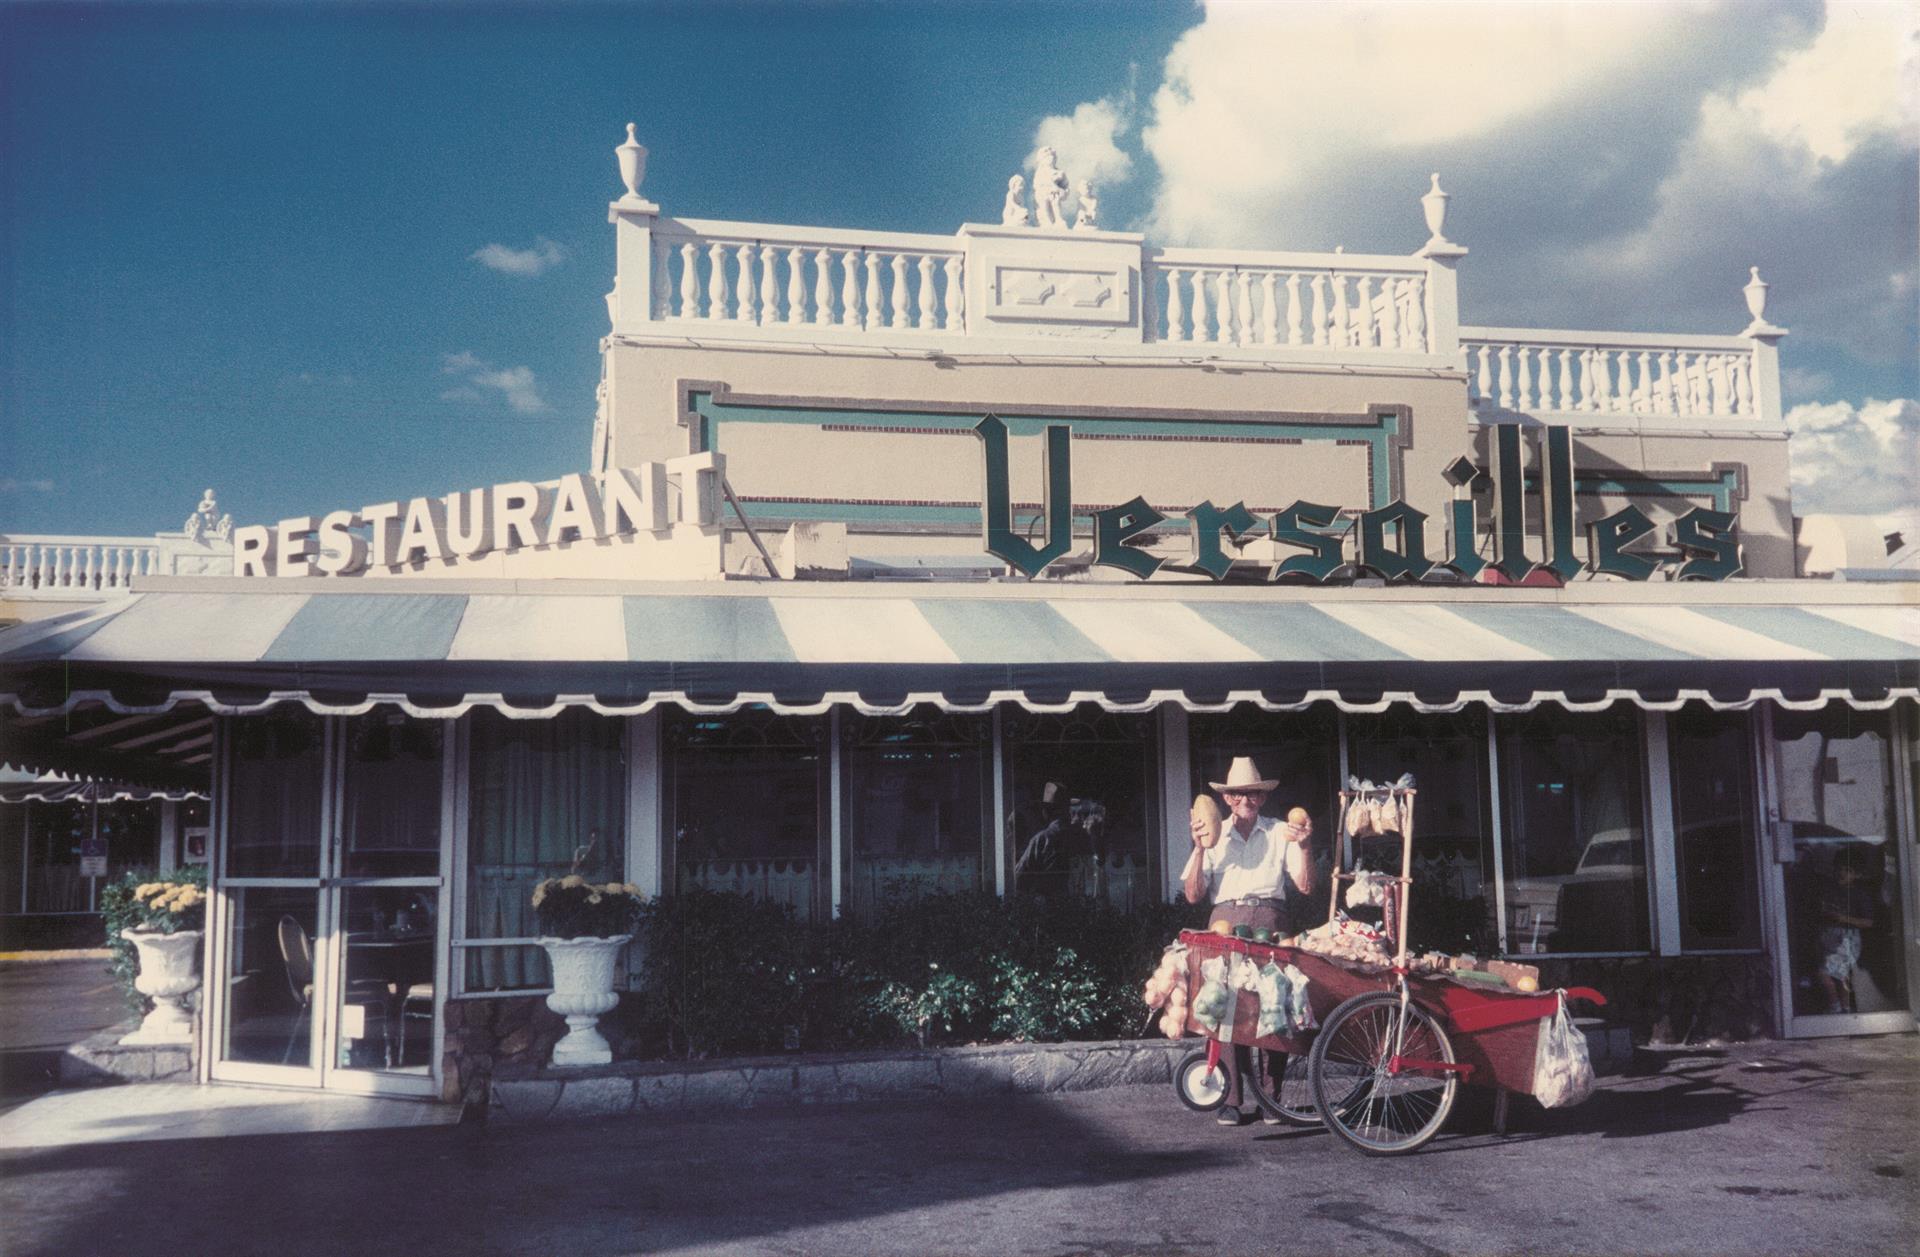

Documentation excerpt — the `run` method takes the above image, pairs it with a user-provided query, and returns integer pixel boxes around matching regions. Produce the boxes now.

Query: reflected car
[1505,828,1646,954]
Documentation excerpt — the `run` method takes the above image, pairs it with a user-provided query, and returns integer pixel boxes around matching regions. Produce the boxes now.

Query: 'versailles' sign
[974,417,1740,582]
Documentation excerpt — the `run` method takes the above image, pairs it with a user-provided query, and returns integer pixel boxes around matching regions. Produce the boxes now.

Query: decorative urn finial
[1744,266,1769,324]
[616,123,648,201]
[1421,172,1453,249]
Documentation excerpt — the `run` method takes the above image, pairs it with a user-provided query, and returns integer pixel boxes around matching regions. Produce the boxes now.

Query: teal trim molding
[684,387,1410,527]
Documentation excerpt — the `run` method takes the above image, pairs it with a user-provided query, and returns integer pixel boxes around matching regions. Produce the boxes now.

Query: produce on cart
[1146,775,1606,1155]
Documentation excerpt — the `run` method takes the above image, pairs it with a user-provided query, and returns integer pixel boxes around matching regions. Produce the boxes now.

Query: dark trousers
[1206,898,1287,1109]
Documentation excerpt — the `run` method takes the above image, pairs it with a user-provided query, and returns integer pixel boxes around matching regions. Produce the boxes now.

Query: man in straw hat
[1181,756,1314,1126]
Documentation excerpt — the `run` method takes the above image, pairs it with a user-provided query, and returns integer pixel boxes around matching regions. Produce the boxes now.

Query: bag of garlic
[1531,989,1595,1108]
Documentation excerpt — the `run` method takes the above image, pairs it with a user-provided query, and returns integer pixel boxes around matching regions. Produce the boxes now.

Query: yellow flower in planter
[532,883,549,908]
[560,874,586,889]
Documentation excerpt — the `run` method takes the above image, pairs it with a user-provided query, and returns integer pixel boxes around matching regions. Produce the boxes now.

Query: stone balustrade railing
[0,531,234,601]
[647,218,967,333]
[1462,328,1771,424]
[1,536,162,598]
[606,133,1785,426]
[1147,248,1434,353]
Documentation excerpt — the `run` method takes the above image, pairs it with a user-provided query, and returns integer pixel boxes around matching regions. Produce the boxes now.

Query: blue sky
[3,1,1915,536]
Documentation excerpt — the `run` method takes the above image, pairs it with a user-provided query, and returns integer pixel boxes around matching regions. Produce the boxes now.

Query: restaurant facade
[0,131,1913,1102]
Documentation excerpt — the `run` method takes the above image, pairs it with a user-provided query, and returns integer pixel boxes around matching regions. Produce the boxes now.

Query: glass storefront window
[1188,707,1340,932]
[1002,706,1158,911]
[464,709,626,991]
[341,712,443,878]
[227,711,325,879]
[1497,708,1648,955]
[1669,709,1761,951]
[0,804,21,913]
[23,801,88,913]
[1346,708,1495,953]
[667,707,824,923]
[844,708,989,919]
[1774,707,1907,1018]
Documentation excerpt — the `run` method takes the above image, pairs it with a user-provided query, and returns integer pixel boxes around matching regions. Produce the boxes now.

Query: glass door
[324,713,447,1095]
[1763,706,1914,1037]
[209,711,448,1095]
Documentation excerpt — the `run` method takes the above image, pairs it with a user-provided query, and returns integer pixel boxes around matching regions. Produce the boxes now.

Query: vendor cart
[1166,782,1606,1155]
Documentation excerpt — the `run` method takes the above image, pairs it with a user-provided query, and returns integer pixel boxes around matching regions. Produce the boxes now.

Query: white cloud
[1786,397,1920,514]
[1032,95,1136,191]
[1727,0,1919,162]
[470,237,569,277]
[0,478,55,493]
[440,351,550,415]
[1059,0,1916,378]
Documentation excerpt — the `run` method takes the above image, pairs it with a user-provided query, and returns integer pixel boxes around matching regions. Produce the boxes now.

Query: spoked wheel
[1174,1047,1228,1112]
[1309,991,1459,1155]
[1247,1048,1322,1127]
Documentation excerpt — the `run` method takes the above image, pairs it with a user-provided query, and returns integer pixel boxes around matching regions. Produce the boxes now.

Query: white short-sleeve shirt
[1203,814,1312,903]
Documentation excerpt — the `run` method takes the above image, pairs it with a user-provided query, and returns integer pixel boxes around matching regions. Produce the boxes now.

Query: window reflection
[845,709,989,918]
[668,707,823,923]
[1002,706,1157,911]
[1774,708,1906,1017]
[1496,708,1647,954]
[1669,709,1760,950]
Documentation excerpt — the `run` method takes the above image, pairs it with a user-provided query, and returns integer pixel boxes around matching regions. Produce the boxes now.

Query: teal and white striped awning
[2,584,1913,719]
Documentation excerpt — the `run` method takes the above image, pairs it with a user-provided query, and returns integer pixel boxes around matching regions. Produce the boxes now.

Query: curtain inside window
[465,710,626,990]
[227,712,324,879]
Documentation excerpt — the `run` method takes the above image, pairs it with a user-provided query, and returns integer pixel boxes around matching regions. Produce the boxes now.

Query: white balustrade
[650,219,967,334]
[1146,249,1434,354]
[0,536,165,598]
[1462,329,1764,421]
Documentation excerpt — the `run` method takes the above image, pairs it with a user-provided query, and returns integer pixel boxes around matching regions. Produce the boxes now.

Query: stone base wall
[442,995,664,1105]
[444,953,1777,1105]
[1534,954,1774,1044]
[60,1023,195,1085]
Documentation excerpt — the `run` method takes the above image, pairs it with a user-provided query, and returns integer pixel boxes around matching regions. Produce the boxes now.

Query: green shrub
[864,966,981,1047]
[628,887,1209,1059]
[989,948,1101,1042]
[630,890,814,1058]
[100,865,210,1014]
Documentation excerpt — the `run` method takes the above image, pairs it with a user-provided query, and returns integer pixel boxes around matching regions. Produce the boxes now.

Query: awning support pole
[722,478,781,579]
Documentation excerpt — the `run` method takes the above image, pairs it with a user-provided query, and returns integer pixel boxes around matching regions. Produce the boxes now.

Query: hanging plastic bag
[1193,955,1234,1035]
[1254,962,1289,1038]
[1280,963,1316,1032]
[1531,990,1595,1109]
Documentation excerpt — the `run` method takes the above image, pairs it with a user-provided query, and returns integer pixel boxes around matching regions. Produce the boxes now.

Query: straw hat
[1209,757,1277,793]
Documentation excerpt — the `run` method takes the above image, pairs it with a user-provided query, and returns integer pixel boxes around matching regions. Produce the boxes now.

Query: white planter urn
[540,934,630,1067]
[120,928,202,1045]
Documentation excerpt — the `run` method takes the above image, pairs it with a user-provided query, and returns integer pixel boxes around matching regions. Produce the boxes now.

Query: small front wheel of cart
[1174,1048,1229,1112]
[1309,991,1459,1155]
[1247,1047,1322,1127]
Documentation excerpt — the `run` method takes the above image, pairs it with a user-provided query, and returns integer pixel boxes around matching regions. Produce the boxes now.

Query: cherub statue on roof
[1033,146,1069,229]
[1001,173,1032,226]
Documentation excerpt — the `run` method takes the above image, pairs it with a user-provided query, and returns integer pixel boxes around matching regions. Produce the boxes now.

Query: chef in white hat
[1179,755,1314,1126]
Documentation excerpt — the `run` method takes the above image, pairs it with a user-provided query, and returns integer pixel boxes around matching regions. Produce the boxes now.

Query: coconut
[1191,793,1224,849]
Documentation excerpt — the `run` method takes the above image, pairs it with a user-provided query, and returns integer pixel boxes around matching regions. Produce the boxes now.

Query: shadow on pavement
[0,1092,1232,1257]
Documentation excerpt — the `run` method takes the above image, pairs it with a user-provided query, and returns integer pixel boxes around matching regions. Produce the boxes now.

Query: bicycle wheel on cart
[1247,1045,1321,1127]
[1309,991,1459,1155]
[1174,1047,1228,1112]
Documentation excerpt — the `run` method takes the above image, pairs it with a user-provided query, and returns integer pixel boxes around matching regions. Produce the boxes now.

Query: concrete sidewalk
[0,1034,1912,1256]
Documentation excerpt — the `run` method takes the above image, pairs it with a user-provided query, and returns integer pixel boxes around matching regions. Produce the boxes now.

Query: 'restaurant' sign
[234,455,721,577]
[975,417,1740,582]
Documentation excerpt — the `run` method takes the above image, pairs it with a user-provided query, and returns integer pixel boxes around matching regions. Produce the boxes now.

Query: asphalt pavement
[0,956,128,1110]
[0,1033,1913,1257]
